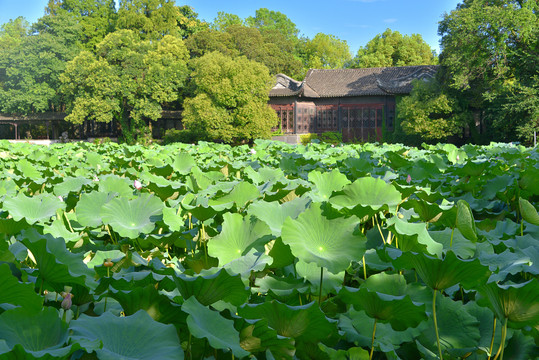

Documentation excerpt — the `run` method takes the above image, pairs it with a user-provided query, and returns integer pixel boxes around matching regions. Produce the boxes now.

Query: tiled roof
[269,65,438,98]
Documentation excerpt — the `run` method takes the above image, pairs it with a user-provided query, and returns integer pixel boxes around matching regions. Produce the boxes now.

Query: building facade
[269,65,438,142]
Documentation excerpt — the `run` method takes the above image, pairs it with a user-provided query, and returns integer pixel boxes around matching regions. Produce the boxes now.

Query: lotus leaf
[519,197,539,225]
[173,268,249,306]
[70,310,184,360]
[100,193,163,239]
[182,296,249,358]
[207,212,272,265]
[0,263,43,311]
[281,203,366,274]
[75,192,114,228]
[247,197,310,237]
[3,193,65,225]
[307,169,350,202]
[330,177,402,214]
[0,307,77,359]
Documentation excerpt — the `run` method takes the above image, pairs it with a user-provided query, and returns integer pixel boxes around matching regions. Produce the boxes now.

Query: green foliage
[0,12,81,114]
[116,0,207,40]
[211,11,244,31]
[0,140,538,359]
[185,24,303,78]
[245,8,300,41]
[182,52,278,144]
[162,128,198,145]
[439,0,539,144]
[60,29,189,143]
[397,78,471,140]
[300,33,351,69]
[350,28,437,68]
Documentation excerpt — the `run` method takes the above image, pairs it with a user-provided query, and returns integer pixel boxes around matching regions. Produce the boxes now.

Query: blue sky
[0,0,461,54]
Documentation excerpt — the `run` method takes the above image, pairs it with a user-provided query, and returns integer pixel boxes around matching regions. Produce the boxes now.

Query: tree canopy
[438,0,539,143]
[60,29,189,143]
[350,28,436,68]
[299,33,351,69]
[182,52,278,144]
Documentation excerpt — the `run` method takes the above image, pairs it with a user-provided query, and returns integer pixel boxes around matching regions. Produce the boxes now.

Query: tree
[116,0,206,40]
[245,8,299,41]
[211,11,244,31]
[397,78,471,141]
[350,29,436,68]
[0,13,81,114]
[182,52,278,144]
[438,0,539,143]
[44,0,116,50]
[185,25,303,78]
[60,29,189,143]
[300,33,351,69]
[0,17,30,50]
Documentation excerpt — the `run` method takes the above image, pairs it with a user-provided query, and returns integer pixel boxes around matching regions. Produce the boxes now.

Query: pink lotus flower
[133,180,142,190]
[249,148,256,155]
[456,155,460,161]
[406,174,412,184]
[58,196,64,202]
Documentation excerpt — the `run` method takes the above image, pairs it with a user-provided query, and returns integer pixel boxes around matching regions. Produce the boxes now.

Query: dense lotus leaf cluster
[0,139,538,360]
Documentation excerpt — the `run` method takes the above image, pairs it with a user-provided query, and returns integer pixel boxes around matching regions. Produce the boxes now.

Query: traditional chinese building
[269,65,438,142]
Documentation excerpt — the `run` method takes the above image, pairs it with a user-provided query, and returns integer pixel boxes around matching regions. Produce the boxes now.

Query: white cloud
[383,18,398,23]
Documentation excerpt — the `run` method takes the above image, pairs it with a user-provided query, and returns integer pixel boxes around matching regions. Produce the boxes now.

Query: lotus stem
[369,318,377,360]
[450,227,454,247]
[493,318,507,360]
[433,289,443,360]
[318,267,324,306]
[520,220,523,237]
[63,210,74,233]
[487,316,497,360]
[363,255,367,280]
[374,215,385,245]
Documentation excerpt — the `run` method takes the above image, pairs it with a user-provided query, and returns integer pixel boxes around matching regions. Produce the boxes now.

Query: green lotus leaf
[0,307,78,359]
[16,158,42,179]
[0,263,43,311]
[162,206,184,232]
[207,212,272,266]
[239,300,338,345]
[296,260,345,296]
[209,181,261,208]
[0,217,28,236]
[256,274,310,297]
[417,296,480,358]
[429,228,476,259]
[519,167,539,195]
[182,297,249,358]
[281,203,366,274]
[70,310,184,360]
[3,193,65,225]
[43,217,80,244]
[479,280,539,328]
[267,237,295,268]
[392,250,490,291]
[519,198,539,225]
[238,318,296,360]
[100,193,163,239]
[182,196,233,222]
[75,192,114,228]
[307,169,351,202]
[339,308,428,353]
[456,200,478,242]
[19,228,95,292]
[318,343,370,360]
[173,268,249,306]
[53,176,92,197]
[247,197,310,237]
[339,273,427,331]
[107,284,185,324]
[402,198,444,223]
[223,248,273,279]
[173,152,195,175]
[329,177,402,214]
[386,217,443,257]
[98,174,133,197]
[456,159,489,177]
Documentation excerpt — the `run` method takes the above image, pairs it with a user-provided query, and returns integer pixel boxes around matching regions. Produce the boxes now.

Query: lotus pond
[0,139,538,360]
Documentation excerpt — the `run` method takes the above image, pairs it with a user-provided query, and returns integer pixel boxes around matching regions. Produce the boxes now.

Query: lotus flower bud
[61,293,73,310]
[58,196,64,202]
[406,174,412,184]
[133,180,142,190]
[249,148,256,155]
